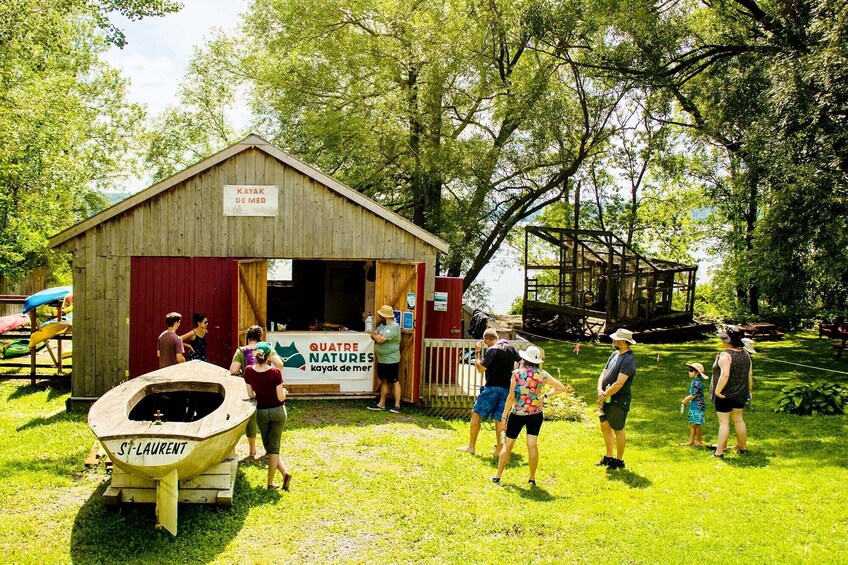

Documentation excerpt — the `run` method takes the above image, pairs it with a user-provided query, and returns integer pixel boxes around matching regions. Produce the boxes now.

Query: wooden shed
[49,135,448,405]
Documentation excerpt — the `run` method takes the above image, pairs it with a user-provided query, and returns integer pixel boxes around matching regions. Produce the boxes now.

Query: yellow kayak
[29,321,71,348]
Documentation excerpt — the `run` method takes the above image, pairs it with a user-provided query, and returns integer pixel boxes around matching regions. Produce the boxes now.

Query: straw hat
[608,328,636,344]
[687,362,708,380]
[519,345,544,365]
[377,304,395,319]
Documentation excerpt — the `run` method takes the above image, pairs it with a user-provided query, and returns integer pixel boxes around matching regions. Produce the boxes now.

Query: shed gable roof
[49,134,449,253]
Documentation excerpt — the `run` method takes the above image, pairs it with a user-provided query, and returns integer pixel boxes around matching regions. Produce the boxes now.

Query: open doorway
[267,260,371,331]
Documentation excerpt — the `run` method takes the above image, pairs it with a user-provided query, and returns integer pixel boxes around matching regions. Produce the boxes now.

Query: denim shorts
[472,386,509,420]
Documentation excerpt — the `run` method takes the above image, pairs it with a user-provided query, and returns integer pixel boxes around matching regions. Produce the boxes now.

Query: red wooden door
[425,276,463,338]
[129,257,236,377]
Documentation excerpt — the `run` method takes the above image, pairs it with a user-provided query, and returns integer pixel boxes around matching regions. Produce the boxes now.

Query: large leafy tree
[0,0,180,281]
[588,0,848,314]
[172,0,629,289]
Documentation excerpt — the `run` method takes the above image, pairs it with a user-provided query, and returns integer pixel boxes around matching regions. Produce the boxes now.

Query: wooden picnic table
[738,322,784,341]
[830,330,848,360]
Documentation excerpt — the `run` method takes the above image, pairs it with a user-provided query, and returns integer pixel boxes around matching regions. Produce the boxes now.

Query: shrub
[543,384,589,422]
[775,380,848,416]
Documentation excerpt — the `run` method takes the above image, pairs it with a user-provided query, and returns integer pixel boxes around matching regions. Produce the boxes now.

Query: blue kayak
[22,286,72,314]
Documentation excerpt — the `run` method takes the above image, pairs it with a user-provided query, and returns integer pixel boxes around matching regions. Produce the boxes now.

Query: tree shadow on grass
[284,400,454,431]
[17,406,86,432]
[70,471,260,564]
[605,468,652,488]
[6,378,70,402]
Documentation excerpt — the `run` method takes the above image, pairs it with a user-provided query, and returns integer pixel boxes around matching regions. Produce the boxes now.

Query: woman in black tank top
[710,327,753,457]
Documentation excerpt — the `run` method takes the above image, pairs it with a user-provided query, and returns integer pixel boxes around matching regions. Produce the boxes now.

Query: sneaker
[491,477,501,483]
[595,455,613,467]
[528,479,537,486]
[389,406,401,414]
[366,405,385,411]
[608,458,626,469]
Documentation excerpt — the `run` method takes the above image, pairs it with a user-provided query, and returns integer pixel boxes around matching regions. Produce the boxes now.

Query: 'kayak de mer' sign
[223,185,279,216]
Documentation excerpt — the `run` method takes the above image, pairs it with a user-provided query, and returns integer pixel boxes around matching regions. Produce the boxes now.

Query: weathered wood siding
[58,148,440,398]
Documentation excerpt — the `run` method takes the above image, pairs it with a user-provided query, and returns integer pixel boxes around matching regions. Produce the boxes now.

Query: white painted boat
[88,360,255,535]
[89,360,256,482]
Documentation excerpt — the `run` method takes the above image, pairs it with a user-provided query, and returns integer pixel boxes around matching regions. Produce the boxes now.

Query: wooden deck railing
[421,338,538,417]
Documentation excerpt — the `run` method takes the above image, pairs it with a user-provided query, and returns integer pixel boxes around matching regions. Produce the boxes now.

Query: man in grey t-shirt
[596,328,637,470]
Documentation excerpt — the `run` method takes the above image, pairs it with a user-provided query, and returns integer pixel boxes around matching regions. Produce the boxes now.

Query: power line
[517,330,848,375]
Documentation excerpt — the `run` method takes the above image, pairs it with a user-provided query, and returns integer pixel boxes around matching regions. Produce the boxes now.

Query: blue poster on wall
[402,311,414,331]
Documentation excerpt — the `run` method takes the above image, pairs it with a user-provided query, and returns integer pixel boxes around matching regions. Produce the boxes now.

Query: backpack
[241,346,256,369]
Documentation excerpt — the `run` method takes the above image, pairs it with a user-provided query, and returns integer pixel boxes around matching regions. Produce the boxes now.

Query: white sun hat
[608,328,636,344]
[519,345,544,365]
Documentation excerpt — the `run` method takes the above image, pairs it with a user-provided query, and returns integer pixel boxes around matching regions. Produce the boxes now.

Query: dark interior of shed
[267,260,367,331]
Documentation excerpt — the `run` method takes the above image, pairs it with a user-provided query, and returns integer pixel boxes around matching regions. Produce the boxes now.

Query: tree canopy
[0,0,180,282]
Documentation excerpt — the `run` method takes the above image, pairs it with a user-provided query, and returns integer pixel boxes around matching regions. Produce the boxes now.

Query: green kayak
[2,339,45,359]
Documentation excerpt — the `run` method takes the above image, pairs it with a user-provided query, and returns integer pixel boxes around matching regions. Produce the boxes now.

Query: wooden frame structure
[522,227,697,339]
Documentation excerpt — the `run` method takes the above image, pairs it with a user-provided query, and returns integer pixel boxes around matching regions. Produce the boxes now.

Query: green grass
[2,331,847,563]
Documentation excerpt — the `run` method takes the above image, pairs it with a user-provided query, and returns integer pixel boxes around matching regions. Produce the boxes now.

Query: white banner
[223,185,279,216]
[266,332,375,392]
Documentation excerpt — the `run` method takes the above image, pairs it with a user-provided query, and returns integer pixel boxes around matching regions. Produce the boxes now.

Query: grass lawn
[2,331,847,564]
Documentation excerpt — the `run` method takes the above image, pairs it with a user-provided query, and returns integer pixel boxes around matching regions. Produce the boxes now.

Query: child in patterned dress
[680,362,708,447]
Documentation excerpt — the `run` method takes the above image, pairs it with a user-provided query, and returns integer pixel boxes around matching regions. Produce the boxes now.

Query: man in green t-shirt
[367,304,402,413]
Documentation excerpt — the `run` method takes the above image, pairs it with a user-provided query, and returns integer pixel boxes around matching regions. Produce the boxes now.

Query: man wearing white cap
[596,328,638,469]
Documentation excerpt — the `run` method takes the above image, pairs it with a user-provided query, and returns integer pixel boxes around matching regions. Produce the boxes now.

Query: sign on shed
[223,185,278,216]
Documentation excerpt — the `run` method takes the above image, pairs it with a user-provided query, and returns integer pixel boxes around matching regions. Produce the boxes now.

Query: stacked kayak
[0,313,29,335]
[23,286,72,314]
[3,339,45,359]
[29,318,72,348]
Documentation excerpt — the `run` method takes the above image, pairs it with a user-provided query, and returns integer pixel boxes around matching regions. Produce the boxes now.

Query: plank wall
[60,149,439,398]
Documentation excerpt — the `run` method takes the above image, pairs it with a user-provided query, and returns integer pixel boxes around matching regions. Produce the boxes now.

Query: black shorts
[599,403,628,431]
[377,362,399,384]
[505,412,544,439]
[714,396,746,413]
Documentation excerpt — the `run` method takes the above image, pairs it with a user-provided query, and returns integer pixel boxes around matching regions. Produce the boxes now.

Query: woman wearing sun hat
[709,326,753,457]
[680,362,708,447]
[367,304,402,413]
[491,345,567,485]
[243,341,291,490]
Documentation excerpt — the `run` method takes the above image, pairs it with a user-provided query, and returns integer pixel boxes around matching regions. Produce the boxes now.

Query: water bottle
[680,403,685,414]
[364,313,373,333]
[604,384,612,403]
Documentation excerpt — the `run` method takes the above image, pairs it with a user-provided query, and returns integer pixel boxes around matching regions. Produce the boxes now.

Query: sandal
[528,479,536,486]
[709,452,724,458]
[267,483,281,490]
[678,442,694,446]
[283,472,292,491]
[736,449,749,454]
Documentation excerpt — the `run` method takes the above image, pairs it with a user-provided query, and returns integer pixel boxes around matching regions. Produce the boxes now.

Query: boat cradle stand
[102,449,238,533]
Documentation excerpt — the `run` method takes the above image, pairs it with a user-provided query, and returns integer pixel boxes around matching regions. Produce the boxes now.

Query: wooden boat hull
[89,360,256,482]
[100,426,245,482]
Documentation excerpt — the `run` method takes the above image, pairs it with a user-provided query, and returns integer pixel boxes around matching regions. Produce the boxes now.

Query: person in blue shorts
[457,328,520,456]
